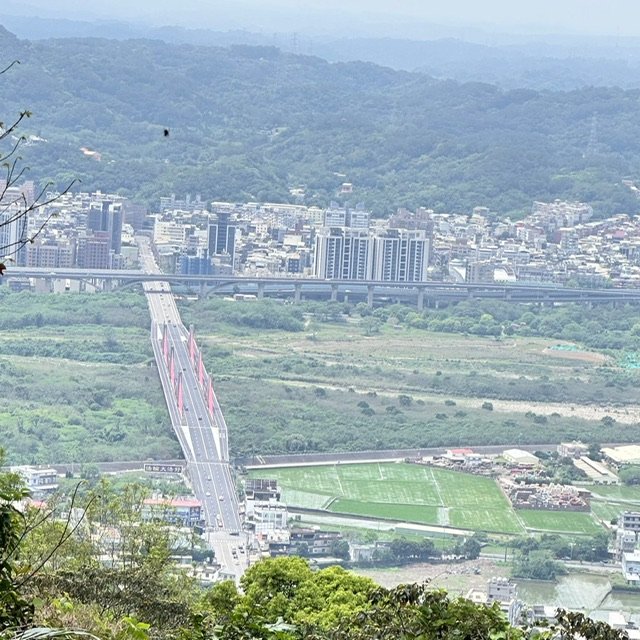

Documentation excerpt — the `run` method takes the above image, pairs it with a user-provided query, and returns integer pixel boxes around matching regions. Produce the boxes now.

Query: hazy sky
[6,0,640,37]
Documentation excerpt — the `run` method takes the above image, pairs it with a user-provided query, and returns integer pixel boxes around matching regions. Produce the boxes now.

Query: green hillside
[1,26,640,216]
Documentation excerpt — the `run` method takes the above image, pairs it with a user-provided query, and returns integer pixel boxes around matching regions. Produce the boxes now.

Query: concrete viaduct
[4,266,640,308]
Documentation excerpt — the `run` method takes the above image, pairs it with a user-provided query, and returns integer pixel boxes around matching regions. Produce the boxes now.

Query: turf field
[589,485,640,525]
[249,462,609,535]
[515,509,603,534]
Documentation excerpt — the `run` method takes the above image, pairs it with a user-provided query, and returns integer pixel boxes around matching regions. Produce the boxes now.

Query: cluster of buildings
[501,480,591,512]
[467,577,523,626]
[411,448,493,475]
[139,195,640,287]
[8,184,640,288]
[602,444,640,468]
[242,478,348,560]
[1,184,140,271]
[10,465,59,495]
[440,200,640,287]
[149,196,640,287]
[150,198,434,282]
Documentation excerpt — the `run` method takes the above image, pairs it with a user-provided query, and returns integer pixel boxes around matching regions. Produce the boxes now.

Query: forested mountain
[2,26,640,216]
[9,13,640,92]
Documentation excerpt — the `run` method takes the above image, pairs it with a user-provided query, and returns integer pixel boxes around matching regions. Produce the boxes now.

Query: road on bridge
[139,237,241,534]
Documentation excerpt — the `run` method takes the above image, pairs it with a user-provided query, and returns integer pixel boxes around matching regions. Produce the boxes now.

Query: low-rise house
[142,497,203,527]
[10,466,58,495]
[622,550,640,585]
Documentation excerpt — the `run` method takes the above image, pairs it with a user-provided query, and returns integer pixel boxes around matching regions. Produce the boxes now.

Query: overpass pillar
[199,282,207,298]
[417,288,425,311]
[330,284,338,302]
[434,299,440,310]
[103,279,112,292]
[257,282,265,299]
[367,285,374,308]
[294,284,302,303]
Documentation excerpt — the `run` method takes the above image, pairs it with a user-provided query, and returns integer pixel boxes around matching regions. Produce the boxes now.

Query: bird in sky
[164,128,170,137]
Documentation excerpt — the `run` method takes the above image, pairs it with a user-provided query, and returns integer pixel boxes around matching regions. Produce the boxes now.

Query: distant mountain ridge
[5,14,640,90]
[1,27,640,216]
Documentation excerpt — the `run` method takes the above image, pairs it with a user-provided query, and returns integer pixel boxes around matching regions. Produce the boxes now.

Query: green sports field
[248,462,605,535]
[515,509,602,534]
[589,485,640,525]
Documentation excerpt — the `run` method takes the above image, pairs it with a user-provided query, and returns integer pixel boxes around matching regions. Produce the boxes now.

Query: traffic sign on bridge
[144,463,184,474]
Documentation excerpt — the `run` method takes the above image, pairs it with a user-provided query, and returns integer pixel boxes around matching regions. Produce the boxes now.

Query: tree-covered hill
[2,26,640,216]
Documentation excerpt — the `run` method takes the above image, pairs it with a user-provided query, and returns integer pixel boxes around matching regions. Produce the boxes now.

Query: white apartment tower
[314,228,372,280]
[0,207,28,264]
[371,229,430,282]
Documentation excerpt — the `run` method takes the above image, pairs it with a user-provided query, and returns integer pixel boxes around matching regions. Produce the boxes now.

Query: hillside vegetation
[2,27,640,216]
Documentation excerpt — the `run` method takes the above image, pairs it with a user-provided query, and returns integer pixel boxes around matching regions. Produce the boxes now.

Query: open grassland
[248,462,606,535]
[5,290,640,465]
[0,290,178,465]
[179,298,640,456]
[590,485,640,502]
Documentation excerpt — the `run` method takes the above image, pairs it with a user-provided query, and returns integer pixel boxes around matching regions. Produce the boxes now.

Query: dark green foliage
[0,462,33,631]
[512,533,610,563]
[384,538,438,564]
[407,299,640,351]
[619,466,640,485]
[512,549,567,580]
[2,31,640,215]
[181,299,304,332]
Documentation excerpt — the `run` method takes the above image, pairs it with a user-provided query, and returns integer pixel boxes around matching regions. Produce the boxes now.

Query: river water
[516,573,640,622]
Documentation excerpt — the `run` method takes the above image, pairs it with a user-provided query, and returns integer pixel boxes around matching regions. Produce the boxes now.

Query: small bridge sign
[144,463,184,474]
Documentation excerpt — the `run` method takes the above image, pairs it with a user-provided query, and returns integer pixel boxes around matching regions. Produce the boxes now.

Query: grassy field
[591,501,624,523]
[589,485,640,524]
[248,462,605,535]
[5,291,640,465]
[515,509,603,534]
[177,298,640,457]
[590,485,640,502]
[0,291,178,465]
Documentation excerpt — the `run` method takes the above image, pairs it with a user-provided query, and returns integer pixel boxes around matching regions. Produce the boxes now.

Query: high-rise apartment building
[26,240,75,268]
[314,228,372,280]
[323,206,370,229]
[87,199,123,254]
[314,223,430,283]
[371,229,430,282]
[0,207,28,265]
[208,212,236,263]
[77,231,111,269]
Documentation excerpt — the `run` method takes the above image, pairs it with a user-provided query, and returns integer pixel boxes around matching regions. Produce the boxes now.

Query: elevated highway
[5,266,640,306]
